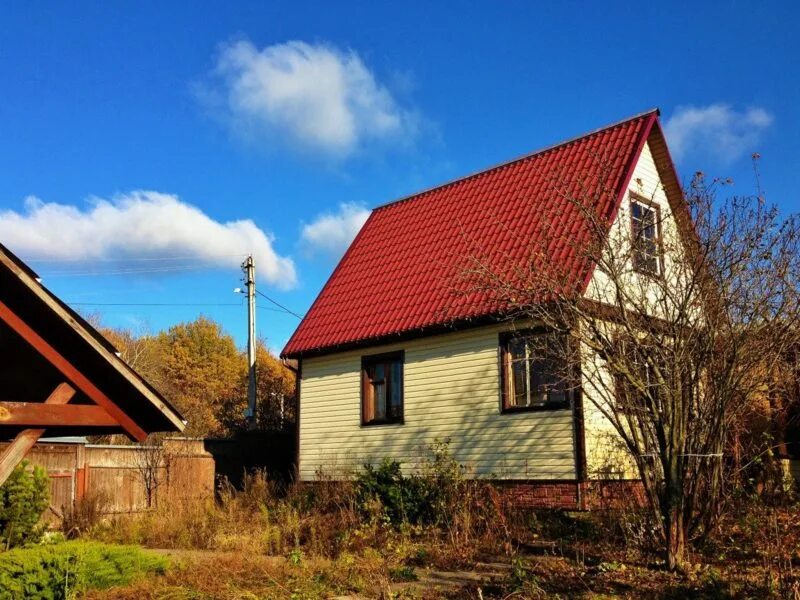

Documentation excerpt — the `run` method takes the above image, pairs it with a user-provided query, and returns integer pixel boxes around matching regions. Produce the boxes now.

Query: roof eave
[0,245,185,434]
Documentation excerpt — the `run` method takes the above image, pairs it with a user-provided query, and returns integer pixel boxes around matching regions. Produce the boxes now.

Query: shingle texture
[283,111,657,357]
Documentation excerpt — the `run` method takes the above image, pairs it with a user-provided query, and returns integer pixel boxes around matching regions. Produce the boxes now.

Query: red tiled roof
[283,110,660,358]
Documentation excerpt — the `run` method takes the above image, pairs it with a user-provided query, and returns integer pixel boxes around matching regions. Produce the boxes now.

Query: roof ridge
[374,108,660,211]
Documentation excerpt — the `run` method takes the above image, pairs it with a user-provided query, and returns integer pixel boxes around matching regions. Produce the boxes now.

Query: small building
[281,110,688,508]
[0,243,185,485]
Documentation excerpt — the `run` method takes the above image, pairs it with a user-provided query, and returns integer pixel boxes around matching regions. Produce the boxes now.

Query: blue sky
[1,1,797,352]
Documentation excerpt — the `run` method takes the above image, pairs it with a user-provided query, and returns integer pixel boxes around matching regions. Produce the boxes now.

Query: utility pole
[242,255,257,429]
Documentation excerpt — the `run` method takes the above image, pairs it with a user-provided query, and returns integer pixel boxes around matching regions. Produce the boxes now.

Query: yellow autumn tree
[95,315,296,438]
[154,317,246,437]
[217,341,297,432]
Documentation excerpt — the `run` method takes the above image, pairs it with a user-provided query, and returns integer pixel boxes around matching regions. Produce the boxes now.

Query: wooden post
[75,441,86,501]
[0,383,75,486]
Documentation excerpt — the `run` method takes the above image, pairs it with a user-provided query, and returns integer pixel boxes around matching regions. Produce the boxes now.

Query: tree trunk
[663,463,689,572]
[665,504,688,571]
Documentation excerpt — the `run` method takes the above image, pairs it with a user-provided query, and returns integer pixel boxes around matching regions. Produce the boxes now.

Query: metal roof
[283,110,661,358]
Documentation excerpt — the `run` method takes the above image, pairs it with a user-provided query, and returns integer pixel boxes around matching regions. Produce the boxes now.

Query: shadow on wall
[300,333,578,483]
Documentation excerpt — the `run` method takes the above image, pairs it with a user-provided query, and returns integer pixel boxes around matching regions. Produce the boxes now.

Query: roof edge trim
[0,247,185,432]
[283,313,508,360]
[578,111,659,293]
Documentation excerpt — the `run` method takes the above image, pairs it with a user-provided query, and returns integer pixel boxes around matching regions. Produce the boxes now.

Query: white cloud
[664,103,773,163]
[0,191,297,288]
[202,39,418,156]
[301,202,370,258]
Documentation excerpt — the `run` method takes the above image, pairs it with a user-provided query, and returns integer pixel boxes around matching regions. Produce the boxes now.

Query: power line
[41,265,209,277]
[255,289,304,319]
[256,305,295,315]
[26,254,249,264]
[68,302,243,307]
[66,300,292,315]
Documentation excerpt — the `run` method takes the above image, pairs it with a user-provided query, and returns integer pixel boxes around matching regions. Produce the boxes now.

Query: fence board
[0,438,215,520]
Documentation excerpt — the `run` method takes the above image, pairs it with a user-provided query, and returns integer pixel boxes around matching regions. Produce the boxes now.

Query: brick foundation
[496,481,579,509]
[495,480,646,510]
[301,479,647,511]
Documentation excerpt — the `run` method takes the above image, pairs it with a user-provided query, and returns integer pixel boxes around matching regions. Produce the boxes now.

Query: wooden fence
[1,437,215,520]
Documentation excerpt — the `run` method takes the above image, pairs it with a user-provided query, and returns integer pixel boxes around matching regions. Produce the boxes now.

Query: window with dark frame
[613,339,667,416]
[500,331,572,411]
[361,352,404,425]
[630,197,662,275]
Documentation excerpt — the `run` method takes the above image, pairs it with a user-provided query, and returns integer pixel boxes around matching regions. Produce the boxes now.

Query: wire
[26,254,249,264]
[67,301,292,315]
[68,302,243,307]
[255,289,304,319]
[256,305,297,315]
[41,265,210,277]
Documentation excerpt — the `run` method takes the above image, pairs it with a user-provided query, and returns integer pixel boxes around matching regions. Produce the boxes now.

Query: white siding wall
[299,324,577,481]
[583,140,682,477]
[585,141,686,315]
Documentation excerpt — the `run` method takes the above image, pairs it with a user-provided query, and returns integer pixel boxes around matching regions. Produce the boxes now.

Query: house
[0,243,185,485]
[281,109,687,508]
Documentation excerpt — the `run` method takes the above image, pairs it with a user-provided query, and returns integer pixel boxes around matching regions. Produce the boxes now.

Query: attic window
[500,330,572,412]
[362,352,404,425]
[630,196,662,275]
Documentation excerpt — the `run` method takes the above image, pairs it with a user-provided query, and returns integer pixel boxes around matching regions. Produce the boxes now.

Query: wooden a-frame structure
[0,243,184,485]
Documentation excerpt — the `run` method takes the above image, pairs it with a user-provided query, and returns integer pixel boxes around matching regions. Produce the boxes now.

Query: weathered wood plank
[0,383,75,486]
[0,402,117,427]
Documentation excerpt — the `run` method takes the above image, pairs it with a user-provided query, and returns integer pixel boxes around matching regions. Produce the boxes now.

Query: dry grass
[79,494,800,599]
[81,551,401,599]
[77,450,800,598]
[88,453,522,568]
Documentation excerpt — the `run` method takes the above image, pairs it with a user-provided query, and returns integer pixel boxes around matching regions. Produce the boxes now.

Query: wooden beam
[0,300,147,441]
[0,402,118,428]
[0,251,184,433]
[0,383,75,486]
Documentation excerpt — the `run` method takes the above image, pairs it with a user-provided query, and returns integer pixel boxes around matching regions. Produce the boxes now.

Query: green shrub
[354,440,467,527]
[356,457,417,524]
[0,460,49,549]
[0,540,168,599]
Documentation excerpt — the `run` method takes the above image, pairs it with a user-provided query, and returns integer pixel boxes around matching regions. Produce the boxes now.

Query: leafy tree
[0,461,49,549]
[99,325,165,390]
[218,341,297,433]
[95,316,297,438]
[155,317,245,437]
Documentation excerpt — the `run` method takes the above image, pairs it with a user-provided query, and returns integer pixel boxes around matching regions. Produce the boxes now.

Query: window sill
[632,265,664,280]
[361,419,405,427]
[501,404,571,414]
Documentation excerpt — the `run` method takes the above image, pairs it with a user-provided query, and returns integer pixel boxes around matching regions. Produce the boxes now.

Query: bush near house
[0,460,49,550]
[92,440,511,564]
[355,441,467,527]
